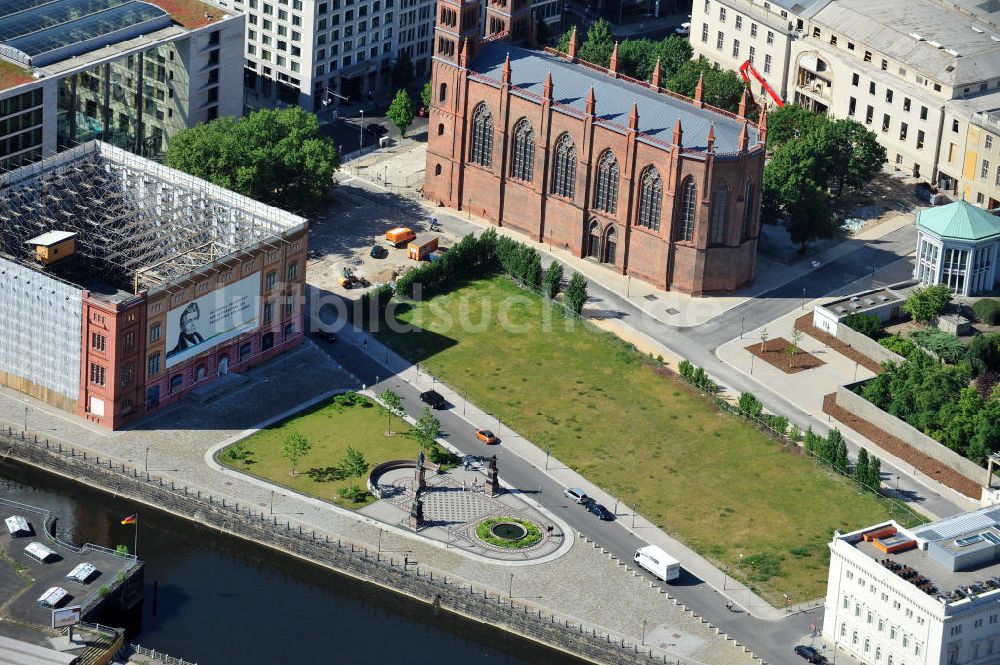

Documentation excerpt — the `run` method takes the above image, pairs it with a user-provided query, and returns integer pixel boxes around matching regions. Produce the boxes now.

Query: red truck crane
[739,60,785,109]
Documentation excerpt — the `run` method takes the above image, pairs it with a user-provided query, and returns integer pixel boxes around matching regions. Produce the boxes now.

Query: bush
[908,329,967,364]
[542,262,564,299]
[362,284,394,321]
[761,414,789,434]
[475,517,542,549]
[902,284,952,323]
[973,298,1000,325]
[337,486,371,503]
[843,313,884,339]
[563,273,589,315]
[738,391,763,418]
[678,359,694,380]
[879,334,917,358]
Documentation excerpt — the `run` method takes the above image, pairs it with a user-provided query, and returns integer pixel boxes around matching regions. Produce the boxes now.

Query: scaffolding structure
[0,142,307,294]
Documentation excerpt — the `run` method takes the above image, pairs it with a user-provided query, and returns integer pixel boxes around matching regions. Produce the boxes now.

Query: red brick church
[424,0,768,294]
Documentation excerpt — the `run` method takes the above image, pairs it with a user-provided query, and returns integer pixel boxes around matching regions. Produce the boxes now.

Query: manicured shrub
[738,391,763,418]
[878,334,917,358]
[843,313,884,339]
[908,329,967,364]
[973,298,1000,325]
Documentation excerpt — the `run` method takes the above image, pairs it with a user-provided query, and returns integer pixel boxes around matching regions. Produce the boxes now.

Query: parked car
[366,123,388,136]
[794,645,825,663]
[420,390,446,409]
[475,429,498,444]
[586,502,615,520]
[674,22,691,35]
[563,487,589,504]
[315,331,337,343]
[370,244,387,258]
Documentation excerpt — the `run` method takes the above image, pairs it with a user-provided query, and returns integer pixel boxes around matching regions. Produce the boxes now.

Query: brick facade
[425,1,767,295]
[76,229,308,429]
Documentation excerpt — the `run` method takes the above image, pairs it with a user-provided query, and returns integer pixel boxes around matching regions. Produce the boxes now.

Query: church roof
[467,41,760,155]
[916,199,1000,242]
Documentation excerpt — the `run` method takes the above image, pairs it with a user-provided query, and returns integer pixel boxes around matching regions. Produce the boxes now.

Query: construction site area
[0,140,308,429]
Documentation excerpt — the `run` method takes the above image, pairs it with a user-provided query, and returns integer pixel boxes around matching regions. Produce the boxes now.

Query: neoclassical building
[914,199,1000,296]
[424,0,767,294]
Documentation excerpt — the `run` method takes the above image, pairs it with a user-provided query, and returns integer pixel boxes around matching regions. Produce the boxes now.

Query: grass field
[377,275,919,603]
[220,394,421,507]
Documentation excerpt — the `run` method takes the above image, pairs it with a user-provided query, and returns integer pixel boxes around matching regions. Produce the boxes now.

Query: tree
[578,19,616,66]
[377,389,404,435]
[853,447,870,487]
[387,89,416,137]
[867,455,882,491]
[738,392,763,418]
[414,406,441,450]
[543,262,564,299]
[765,104,825,151]
[391,50,414,89]
[563,272,589,315]
[165,108,338,212]
[665,58,746,113]
[785,182,835,251]
[421,81,431,109]
[969,399,1000,464]
[820,119,886,196]
[902,285,952,323]
[557,25,577,52]
[844,313,884,339]
[759,327,769,353]
[281,430,311,476]
[787,328,803,370]
[340,446,370,490]
[524,251,543,288]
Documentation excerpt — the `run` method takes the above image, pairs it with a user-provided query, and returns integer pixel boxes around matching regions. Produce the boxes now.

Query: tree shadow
[306,466,345,483]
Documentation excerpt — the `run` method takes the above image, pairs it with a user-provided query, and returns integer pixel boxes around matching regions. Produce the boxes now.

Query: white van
[634,545,680,582]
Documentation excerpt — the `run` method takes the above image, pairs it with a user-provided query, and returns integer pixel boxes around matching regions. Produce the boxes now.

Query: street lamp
[801,287,807,310]
[641,619,647,645]
[270,489,275,514]
[359,109,365,150]
[509,573,514,599]
[144,446,150,472]
[23,406,28,432]
[378,528,383,553]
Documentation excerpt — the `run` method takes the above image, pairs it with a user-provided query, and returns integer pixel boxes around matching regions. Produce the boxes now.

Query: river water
[1,461,585,665]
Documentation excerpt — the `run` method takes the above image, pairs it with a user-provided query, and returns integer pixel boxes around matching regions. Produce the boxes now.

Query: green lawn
[220,394,421,506]
[377,275,918,603]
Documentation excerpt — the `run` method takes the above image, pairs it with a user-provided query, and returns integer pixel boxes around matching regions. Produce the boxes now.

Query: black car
[420,390,446,409]
[794,645,825,664]
[365,123,388,136]
[315,331,337,343]
[586,502,614,521]
[370,244,387,258]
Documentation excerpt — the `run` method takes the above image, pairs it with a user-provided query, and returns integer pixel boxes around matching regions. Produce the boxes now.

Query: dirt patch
[794,314,883,374]
[822,393,981,499]
[745,337,826,374]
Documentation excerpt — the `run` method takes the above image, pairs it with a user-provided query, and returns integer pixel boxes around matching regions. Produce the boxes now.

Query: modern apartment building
[0,0,244,170]
[208,0,436,111]
[690,0,1000,209]
[823,508,1000,665]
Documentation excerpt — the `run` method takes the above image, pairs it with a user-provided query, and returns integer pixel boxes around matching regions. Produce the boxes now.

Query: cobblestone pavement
[0,345,756,665]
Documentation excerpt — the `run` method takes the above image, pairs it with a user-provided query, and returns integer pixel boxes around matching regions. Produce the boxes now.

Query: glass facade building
[0,87,43,170]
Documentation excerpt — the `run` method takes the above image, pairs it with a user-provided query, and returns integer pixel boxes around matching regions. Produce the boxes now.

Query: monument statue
[409,496,424,529]
[486,454,500,497]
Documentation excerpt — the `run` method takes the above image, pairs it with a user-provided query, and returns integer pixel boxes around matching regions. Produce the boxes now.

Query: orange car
[475,429,498,444]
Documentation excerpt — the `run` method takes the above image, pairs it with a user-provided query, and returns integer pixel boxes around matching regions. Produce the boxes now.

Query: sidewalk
[336,319,792,621]
[715,305,979,518]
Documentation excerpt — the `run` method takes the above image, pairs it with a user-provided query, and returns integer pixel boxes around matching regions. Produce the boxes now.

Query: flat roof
[467,42,761,155]
[811,0,1000,86]
[844,506,1000,607]
[25,230,76,246]
[0,635,76,665]
[820,287,905,316]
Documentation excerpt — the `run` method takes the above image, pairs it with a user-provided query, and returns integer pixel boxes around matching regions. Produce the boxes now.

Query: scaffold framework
[0,141,307,294]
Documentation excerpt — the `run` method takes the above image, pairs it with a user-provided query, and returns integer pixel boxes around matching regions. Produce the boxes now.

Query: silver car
[563,487,589,504]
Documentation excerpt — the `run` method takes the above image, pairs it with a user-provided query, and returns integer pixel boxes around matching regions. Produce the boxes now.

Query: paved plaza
[361,462,566,561]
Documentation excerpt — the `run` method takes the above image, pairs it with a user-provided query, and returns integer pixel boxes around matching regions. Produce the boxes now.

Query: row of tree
[556,21,746,114]
[761,105,886,250]
[382,229,589,315]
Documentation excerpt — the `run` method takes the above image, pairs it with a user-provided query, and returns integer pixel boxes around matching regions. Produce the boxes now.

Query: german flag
[120,514,137,526]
